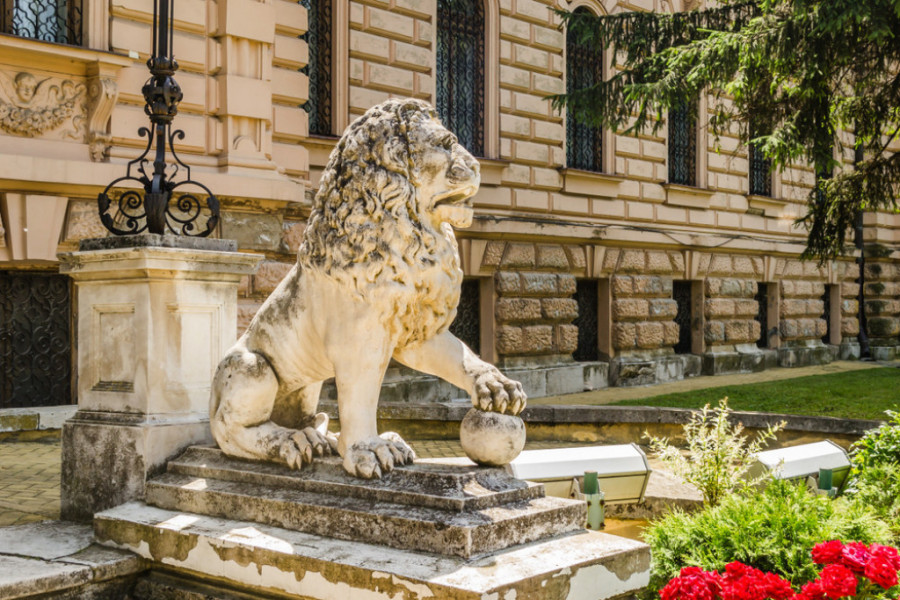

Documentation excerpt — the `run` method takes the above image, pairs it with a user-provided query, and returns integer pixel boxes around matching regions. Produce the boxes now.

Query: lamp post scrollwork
[97,0,219,237]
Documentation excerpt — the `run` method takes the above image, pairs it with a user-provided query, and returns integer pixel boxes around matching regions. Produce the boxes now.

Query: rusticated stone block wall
[700,254,763,348]
[493,242,580,362]
[863,262,900,347]
[777,259,827,344]
[840,263,860,342]
[603,249,682,353]
[233,214,307,334]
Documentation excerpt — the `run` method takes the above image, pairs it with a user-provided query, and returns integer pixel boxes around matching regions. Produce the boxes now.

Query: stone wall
[777,259,828,345]
[700,255,763,349]
[492,243,579,364]
[603,250,682,355]
[864,262,900,357]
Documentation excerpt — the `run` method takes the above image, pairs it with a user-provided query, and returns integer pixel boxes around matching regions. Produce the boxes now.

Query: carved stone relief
[86,76,118,161]
[0,71,86,139]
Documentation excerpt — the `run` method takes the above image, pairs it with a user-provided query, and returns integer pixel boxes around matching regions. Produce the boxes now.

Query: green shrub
[847,462,900,541]
[646,398,784,506]
[644,480,892,593]
[851,411,900,475]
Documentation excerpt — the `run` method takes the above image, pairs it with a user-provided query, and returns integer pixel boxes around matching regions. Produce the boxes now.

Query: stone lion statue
[210,99,526,479]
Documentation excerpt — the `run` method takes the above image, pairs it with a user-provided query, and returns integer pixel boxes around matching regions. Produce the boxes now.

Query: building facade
[0,0,898,409]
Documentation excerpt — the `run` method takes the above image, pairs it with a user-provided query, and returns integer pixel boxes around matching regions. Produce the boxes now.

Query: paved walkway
[0,360,891,527]
[0,432,61,527]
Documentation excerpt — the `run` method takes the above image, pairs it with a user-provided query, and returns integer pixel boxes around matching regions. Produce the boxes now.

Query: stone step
[145,471,585,558]
[165,446,542,511]
[95,502,651,600]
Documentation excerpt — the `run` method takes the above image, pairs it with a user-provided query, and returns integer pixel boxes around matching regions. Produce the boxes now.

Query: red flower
[797,580,825,600]
[870,544,900,571]
[812,541,845,565]
[864,555,899,590]
[761,572,795,600]
[718,562,793,600]
[840,542,871,574]
[660,567,721,600]
[819,564,858,599]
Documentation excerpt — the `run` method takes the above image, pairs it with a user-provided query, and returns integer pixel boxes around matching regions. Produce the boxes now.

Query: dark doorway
[0,272,72,408]
[755,283,769,348]
[573,279,599,361]
[450,278,481,354]
[821,285,832,344]
[673,280,693,354]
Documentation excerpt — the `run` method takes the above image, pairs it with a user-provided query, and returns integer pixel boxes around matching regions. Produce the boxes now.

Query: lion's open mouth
[434,185,477,206]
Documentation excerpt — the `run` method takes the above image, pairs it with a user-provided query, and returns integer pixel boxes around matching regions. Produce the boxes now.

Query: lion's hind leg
[210,349,331,469]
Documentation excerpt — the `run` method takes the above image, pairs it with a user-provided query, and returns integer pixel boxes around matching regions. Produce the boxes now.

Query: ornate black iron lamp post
[98,0,219,237]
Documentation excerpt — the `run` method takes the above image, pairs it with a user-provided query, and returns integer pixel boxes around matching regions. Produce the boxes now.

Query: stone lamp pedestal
[58,235,262,521]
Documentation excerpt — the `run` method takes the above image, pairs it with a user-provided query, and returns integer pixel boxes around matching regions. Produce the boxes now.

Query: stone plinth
[96,503,649,600]
[95,448,650,599]
[143,446,584,559]
[58,235,262,521]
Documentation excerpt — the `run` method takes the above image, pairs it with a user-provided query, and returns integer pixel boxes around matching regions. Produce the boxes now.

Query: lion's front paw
[473,369,527,415]
[342,432,417,479]
[278,426,334,470]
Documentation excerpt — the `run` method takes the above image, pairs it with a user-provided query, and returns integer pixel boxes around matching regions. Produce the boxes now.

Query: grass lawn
[611,367,900,420]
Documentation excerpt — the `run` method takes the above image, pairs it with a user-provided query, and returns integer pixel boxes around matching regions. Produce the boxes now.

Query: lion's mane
[298,99,463,347]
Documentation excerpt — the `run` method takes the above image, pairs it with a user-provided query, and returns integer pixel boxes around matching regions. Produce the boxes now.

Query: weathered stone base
[320,361,608,403]
[839,341,862,360]
[870,345,900,361]
[609,354,701,387]
[776,341,837,368]
[95,503,650,600]
[701,345,777,376]
[0,522,145,600]
[60,413,212,522]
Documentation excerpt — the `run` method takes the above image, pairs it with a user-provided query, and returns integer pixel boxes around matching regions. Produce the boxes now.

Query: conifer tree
[552,0,900,260]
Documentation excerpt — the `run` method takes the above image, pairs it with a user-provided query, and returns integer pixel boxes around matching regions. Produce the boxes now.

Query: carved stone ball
[460,408,526,467]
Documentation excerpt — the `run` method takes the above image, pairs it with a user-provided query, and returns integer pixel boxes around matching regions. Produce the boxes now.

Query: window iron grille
[749,142,772,196]
[0,272,72,409]
[449,279,480,354]
[573,279,598,361]
[755,283,769,348]
[673,280,692,354]
[1,0,82,45]
[565,7,603,172]
[436,0,484,157]
[668,100,697,186]
[300,0,333,136]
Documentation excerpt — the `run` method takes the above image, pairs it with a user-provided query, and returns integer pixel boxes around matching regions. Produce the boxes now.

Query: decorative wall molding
[0,72,86,138]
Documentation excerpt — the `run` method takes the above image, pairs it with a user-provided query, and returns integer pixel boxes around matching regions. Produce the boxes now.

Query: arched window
[566,6,604,172]
[301,0,333,136]
[436,0,485,157]
[668,98,698,186]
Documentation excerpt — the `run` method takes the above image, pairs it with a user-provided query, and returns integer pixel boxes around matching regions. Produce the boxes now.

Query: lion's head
[299,99,481,345]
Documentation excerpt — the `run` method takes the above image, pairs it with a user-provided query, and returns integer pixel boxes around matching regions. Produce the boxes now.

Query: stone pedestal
[58,235,262,521]
[95,447,651,599]
[609,352,701,387]
[701,344,777,376]
[776,340,837,368]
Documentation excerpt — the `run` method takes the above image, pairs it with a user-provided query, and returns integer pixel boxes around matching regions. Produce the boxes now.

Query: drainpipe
[854,146,871,359]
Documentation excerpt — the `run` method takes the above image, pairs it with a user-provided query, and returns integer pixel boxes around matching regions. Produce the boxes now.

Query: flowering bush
[645,480,891,592]
[659,542,900,600]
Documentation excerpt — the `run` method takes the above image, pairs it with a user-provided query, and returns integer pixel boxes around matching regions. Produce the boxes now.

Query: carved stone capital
[87,76,118,162]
